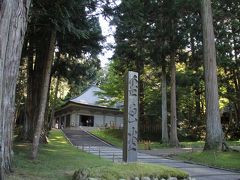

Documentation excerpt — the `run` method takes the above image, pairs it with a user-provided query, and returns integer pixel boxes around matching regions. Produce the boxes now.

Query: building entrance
[79,115,94,127]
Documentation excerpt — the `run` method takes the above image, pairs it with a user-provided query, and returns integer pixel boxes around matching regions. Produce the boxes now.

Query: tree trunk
[195,89,201,119]
[161,63,169,143]
[201,0,224,150]
[232,70,240,130]
[24,38,35,141]
[232,30,240,130]
[50,76,60,129]
[190,32,202,121]
[0,0,31,178]
[169,55,179,147]
[168,16,179,147]
[32,29,56,160]
[136,57,145,139]
[30,39,49,141]
[25,27,53,142]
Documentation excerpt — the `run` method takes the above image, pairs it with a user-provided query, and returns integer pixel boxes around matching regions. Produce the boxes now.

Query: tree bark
[169,55,179,147]
[24,37,35,141]
[25,27,53,142]
[0,0,31,178]
[201,0,224,150]
[31,29,56,160]
[232,70,240,130]
[232,29,240,130]
[50,76,60,129]
[161,63,169,143]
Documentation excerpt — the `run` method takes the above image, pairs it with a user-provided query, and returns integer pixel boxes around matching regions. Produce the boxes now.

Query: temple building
[54,85,123,128]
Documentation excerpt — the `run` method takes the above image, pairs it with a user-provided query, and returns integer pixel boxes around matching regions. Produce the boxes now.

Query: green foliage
[143,65,162,117]
[176,65,205,141]
[97,60,124,107]
[103,0,240,141]
[31,0,100,40]
[24,0,105,103]
[52,56,100,98]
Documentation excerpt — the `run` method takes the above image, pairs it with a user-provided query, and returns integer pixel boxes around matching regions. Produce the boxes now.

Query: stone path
[62,128,240,180]
[63,128,111,147]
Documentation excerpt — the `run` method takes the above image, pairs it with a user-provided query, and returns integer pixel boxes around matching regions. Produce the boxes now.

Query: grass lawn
[90,128,240,150]
[77,163,188,180]
[176,151,240,171]
[91,128,123,147]
[9,129,188,180]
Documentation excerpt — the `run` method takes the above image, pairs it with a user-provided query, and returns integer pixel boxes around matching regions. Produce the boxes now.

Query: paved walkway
[62,128,240,180]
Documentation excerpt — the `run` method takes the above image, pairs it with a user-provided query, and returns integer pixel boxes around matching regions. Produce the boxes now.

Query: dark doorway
[80,115,94,127]
[66,114,71,127]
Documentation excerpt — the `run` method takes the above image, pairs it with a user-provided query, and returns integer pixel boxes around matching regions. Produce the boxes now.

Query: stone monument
[123,71,138,162]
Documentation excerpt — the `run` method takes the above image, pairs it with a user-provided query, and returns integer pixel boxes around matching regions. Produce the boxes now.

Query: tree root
[222,141,240,152]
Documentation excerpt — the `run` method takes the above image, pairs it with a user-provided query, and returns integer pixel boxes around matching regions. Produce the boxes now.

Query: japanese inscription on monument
[123,71,138,162]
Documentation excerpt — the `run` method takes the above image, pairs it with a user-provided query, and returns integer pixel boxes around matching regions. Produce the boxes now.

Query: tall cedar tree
[201,0,225,150]
[0,0,31,178]
[22,0,103,159]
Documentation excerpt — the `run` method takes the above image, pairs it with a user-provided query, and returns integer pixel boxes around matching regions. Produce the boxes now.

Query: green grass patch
[228,140,240,146]
[176,151,240,171]
[137,141,205,149]
[79,163,188,180]
[91,128,123,147]
[180,141,240,148]
[91,129,240,150]
[90,129,199,149]
[140,140,240,149]
[10,130,112,180]
[10,129,188,180]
